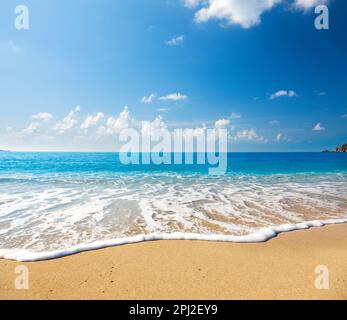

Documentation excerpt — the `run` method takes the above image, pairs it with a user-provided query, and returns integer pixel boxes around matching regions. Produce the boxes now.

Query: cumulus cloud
[97,106,134,136]
[233,128,266,142]
[32,112,53,122]
[22,112,53,136]
[54,106,80,134]
[183,0,328,28]
[141,115,168,136]
[270,90,297,99]
[215,118,230,129]
[294,0,329,10]
[159,93,188,101]
[166,35,184,46]
[313,122,325,131]
[81,112,104,130]
[141,93,156,104]
[184,0,281,28]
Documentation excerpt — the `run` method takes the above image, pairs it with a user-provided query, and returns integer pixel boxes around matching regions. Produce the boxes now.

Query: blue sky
[0,0,346,152]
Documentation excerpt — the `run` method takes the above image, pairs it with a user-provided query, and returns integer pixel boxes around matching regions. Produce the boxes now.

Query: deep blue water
[0,152,346,175]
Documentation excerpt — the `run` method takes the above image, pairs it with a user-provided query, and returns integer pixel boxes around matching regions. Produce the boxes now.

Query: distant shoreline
[322,143,347,153]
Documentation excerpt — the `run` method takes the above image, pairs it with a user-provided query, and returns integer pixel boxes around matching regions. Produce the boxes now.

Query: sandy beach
[0,224,346,300]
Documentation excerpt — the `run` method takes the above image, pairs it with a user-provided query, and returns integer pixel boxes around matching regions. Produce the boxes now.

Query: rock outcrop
[336,144,347,152]
[322,143,347,152]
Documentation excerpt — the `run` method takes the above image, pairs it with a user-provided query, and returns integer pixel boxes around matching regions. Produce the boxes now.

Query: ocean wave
[1,218,346,261]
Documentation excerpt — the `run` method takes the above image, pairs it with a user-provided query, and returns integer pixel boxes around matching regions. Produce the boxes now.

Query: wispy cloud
[341,114,347,119]
[1,40,22,55]
[228,112,242,120]
[157,108,170,112]
[159,93,188,101]
[166,35,184,46]
[233,128,266,142]
[32,112,53,122]
[8,40,21,55]
[141,93,156,104]
[270,90,298,100]
[269,120,280,125]
[23,122,40,135]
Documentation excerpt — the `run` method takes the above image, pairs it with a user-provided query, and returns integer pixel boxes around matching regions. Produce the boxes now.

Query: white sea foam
[1,172,347,261]
[0,218,346,261]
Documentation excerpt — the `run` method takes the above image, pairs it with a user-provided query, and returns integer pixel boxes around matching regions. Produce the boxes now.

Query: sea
[0,152,346,261]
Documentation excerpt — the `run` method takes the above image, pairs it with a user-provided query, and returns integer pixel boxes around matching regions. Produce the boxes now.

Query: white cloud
[166,35,184,46]
[294,0,329,10]
[7,40,21,55]
[184,0,202,8]
[184,0,281,29]
[270,90,298,99]
[313,122,325,131]
[233,128,266,142]
[341,114,347,119]
[54,106,80,134]
[157,108,170,112]
[215,118,230,129]
[141,115,168,136]
[276,133,283,142]
[275,132,291,142]
[159,93,188,101]
[81,112,104,130]
[97,106,134,136]
[183,0,329,28]
[141,93,156,104]
[229,112,242,120]
[32,112,53,122]
[269,120,280,125]
[318,91,327,96]
[23,122,40,135]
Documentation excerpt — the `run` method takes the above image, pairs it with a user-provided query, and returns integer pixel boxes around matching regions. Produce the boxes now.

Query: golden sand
[0,224,346,300]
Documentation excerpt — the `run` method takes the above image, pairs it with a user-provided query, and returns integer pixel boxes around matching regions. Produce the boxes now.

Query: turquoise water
[0,152,347,261]
[1,152,347,174]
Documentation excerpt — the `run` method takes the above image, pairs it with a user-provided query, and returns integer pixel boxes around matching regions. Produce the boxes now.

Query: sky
[0,0,346,152]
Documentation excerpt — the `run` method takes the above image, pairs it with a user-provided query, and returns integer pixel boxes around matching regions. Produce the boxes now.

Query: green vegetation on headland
[322,143,347,153]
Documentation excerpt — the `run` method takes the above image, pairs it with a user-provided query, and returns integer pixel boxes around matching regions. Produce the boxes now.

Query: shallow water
[1,152,347,261]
